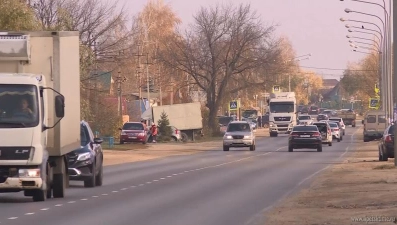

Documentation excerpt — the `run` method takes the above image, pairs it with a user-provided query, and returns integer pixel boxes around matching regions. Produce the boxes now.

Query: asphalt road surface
[0,126,362,225]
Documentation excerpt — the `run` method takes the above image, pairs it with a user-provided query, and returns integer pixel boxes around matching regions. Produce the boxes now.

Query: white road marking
[152,180,159,182]
[146,182,152,184]
[172,174,178,176]
[121,188,127,191]
[101,194,108,196]
[55,204,63,206]
[8,217,18,220]
[112,191,118,193]
[139,184,144,186]
[81,198,88,201]
[167,176,172,178]
[40,208,49,211]
[160,178,165,180]
[130,185,136,188]
[92,196,99,198]
[68,201,76,203]
[25,213,34,215]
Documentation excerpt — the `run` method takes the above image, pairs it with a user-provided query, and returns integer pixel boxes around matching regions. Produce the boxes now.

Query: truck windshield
[269,102,294,113]
[0,85,39,128]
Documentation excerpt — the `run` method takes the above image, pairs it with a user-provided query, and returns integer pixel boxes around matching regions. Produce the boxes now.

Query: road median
[264,135,397,225]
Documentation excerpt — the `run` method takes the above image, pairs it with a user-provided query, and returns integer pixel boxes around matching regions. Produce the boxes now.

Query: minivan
[362,110,387,142]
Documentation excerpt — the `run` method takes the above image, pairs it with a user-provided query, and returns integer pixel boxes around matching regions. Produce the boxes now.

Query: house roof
[322,79,339,87]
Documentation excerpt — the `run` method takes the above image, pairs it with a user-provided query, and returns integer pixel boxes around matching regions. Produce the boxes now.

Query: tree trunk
[207,99,220,135]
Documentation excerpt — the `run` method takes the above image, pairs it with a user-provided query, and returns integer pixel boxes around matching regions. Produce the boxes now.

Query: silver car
[223,121,256,151]
[328,122,342,142]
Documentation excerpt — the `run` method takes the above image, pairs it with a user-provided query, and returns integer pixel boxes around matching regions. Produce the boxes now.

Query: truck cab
[268,92,297,137]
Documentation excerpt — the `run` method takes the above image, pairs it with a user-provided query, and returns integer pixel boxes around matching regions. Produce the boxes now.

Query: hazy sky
[122,0,389,80]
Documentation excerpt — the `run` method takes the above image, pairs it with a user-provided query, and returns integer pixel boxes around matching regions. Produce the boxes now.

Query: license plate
[233,140,243,143]
[129,137,137,139]
[300,135,310,137]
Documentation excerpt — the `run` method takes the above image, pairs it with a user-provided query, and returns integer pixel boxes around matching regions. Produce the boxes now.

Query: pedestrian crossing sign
[272,85,280,93]
[229,101,238,111]
[369,98,379,109]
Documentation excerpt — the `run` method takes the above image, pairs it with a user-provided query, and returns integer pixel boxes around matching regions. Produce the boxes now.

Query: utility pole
[134,44,144,115]
[288,74,291,92]
[393,0,397,166]
[143,53,152,108]
[117,71,122,117]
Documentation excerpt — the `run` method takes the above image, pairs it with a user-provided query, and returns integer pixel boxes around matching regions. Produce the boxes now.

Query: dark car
[67,121,104,188]
[288,125,322,152]
[378,124,395,161]
[308,106,319,115]
[317,114,328,121]
[119,122,148,144]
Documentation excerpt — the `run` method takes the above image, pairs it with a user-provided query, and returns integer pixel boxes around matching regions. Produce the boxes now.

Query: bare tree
[161,3,281,130]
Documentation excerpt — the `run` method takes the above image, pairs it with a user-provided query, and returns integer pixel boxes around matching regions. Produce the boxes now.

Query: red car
[119,122,148,144]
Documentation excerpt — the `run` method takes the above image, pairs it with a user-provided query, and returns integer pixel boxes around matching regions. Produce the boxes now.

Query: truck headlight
[244,135,251,139]
[77,152,91,161]
[19,169,40,178]
[224,135,232,139]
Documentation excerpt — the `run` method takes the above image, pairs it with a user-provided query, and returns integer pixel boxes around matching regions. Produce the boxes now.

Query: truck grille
[0,147,31,160]
[232,135,244,139]
[277,124,289,128]
[274,117,291,122]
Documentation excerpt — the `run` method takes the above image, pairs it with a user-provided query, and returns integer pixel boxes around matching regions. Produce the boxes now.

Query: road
[0,126,361,225]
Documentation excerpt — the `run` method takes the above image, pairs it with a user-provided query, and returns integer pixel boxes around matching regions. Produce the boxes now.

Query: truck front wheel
[52,157,67,198]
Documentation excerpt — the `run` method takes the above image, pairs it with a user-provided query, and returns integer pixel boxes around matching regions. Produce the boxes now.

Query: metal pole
[392,0,397,166]
[117,71,122,116]
[146,53,150,108]
[288,74,291,92]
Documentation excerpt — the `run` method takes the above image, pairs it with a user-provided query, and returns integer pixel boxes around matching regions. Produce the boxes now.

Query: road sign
[272,85,280,93]
[374,84,380,97]
[369,98,379,109]
[229,100,238,111]
[350,97,355,103]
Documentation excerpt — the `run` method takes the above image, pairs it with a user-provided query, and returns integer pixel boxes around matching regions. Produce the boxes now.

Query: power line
[299,65,377,72]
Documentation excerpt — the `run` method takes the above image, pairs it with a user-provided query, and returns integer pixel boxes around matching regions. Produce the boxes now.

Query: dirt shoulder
[264,131,397,224]
[103,128,268,166]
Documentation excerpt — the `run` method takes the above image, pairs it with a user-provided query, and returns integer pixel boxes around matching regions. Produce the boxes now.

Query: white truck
[150,102,203,141]
[0,31,80,201]
[267,92,297,137]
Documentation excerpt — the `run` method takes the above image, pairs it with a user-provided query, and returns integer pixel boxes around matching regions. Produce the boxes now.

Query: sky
[120,0,390,80]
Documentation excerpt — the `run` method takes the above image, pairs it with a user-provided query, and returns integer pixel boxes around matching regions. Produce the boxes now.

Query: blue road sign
[229,101,238,110]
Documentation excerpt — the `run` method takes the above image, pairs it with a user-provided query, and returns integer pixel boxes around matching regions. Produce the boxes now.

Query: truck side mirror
[55,95,65,118]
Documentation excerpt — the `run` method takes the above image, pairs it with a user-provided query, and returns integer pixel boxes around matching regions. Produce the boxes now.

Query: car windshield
[0,84,40,128]
[227,123,251,132]
[293,126,318,132]
[269,102,294,113]
[123,123,144,130]
[299,116,311,120]
[80,125,90,146]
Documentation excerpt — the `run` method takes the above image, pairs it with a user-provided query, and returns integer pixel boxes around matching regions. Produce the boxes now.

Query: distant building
[320,79,340,101]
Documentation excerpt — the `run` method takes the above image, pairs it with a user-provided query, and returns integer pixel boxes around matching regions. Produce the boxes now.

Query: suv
[119,122,148,144]
[223,121,256,151]
[313,122,333,146]
[66,121,104,188]
[329,117,345,135]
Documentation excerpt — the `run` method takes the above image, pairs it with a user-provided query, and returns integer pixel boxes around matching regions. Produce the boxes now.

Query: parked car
[378,124,395,161]
[313,122,333,146]
[317,114,328,121]
[149,125,188,142]
[328,122,342,142]
[66,121,104,188]
[363,110,387,142]
[288,125,322,152]
[119,122,148,144]
[329,117,346,135]
[223,121,256,151]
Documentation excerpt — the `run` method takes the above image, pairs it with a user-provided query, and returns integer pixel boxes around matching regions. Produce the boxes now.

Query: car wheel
[317,145,322,152]
[250,144,255,151]
[288,145,293,152]
[95,163,103,186]
[223,146,229,151]
[328,141,332,146]
[363,136,369,142]
[84,164,96,188]
[171,136,178,142]
[120,141,124,144]
[379,148,388,161]
[337,138,340,142]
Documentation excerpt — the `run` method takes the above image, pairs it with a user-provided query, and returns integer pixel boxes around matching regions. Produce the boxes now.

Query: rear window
[313,123,328,132]
[298,116,311,120]
[367,115,376,123]
[329,123,338,127]
[123,123,144,130]
[293,126,318,132]
[227,123,251,132]
[378,115,386,123]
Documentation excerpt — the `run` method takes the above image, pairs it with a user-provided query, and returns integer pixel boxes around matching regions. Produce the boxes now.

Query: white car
[297,115,313,125]
[329,117,346,135]
[223,121,256,151]
[328,122,342,142]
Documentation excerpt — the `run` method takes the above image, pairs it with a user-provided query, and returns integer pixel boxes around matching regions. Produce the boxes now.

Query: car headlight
[19,168,40,178]
[244,135,251,139]
[224,135,232,139]
[77,152,91,161]
[121,131,127,135]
